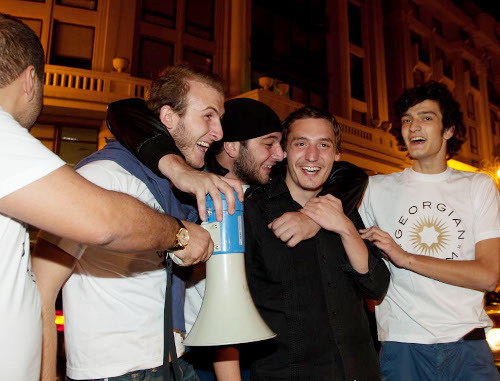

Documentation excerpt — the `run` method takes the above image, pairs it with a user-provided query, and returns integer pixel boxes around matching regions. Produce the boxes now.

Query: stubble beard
[233,146,267,185]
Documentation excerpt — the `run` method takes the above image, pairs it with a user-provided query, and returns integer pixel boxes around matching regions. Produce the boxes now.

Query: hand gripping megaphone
[183,192,276,346]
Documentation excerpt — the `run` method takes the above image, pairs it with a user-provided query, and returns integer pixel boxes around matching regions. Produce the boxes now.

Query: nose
[408,120,421,132]
[305,144,319,162]
[271,145,285,162]
[211,118,223,141]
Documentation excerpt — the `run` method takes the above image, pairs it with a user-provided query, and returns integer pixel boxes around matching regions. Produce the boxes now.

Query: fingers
[209,188,224,222]
[268,214,288,231]
[221,182,236,216]
[196,192,207,222]
[221,177,245,202]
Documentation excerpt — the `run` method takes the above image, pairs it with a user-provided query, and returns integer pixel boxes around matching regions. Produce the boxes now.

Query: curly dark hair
[393,81,466,159]
[282,105,341,152]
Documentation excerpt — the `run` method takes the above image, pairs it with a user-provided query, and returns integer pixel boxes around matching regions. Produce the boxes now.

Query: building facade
[1,0,499,177]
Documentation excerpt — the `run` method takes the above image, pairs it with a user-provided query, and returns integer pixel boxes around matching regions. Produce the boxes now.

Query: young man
[359,81,500,380]
[244,106,390,380]
[109,98,370,380]
[33,65,230,381]
[0,14,215,381]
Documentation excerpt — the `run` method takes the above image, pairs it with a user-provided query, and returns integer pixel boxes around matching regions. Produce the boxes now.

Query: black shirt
[244,174,390,381]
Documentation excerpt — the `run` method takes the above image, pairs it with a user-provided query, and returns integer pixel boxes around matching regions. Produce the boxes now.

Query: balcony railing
[43,65,151,109]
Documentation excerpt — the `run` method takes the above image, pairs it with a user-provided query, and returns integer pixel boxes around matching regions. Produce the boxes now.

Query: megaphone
[183,193,276,346]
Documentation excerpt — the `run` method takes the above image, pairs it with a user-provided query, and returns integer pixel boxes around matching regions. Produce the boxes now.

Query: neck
[0,81,23,126]
[412,158,448,174]
[285,174,320,207]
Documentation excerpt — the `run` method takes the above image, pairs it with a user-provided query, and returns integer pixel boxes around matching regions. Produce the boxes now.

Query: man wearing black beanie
[107,97,371,380]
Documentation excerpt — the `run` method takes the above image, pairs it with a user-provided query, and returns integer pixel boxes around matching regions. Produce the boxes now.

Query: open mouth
[410,137,426,144]
[196,141,210,152]
[301,166,321,175]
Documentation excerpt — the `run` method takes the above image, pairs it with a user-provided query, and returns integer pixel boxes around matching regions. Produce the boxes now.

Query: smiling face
[233,131,284,184]
[285,118,340,205]
[401,99,454,173]
[163,80,224,168]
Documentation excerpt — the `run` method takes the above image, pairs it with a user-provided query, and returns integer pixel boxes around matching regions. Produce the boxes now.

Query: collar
[267,168,290,199]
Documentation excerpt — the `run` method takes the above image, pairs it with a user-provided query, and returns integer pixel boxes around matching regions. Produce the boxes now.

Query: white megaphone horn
[183,192,276,346]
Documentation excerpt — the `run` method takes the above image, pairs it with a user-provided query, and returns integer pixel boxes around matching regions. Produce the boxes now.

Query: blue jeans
[380,340,499,381]
[68,358,199,381]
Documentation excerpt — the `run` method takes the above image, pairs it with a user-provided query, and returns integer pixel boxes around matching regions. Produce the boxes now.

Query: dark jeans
[67,358,199,381]
[380,340,499,381]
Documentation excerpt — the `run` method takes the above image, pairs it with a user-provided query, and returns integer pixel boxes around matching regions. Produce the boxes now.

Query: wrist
[337,219,358,238]
[158,154,191,180]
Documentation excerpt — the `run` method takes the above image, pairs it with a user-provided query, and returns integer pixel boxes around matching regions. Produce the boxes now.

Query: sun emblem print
[408,216,450,256]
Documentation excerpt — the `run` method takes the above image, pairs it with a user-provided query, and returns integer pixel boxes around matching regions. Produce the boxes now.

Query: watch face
[178,228,189,247]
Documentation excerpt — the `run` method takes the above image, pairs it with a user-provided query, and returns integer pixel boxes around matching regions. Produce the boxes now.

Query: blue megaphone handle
[202,192,244,255]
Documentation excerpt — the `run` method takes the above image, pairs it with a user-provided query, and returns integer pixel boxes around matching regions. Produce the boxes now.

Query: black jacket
[244,173,390,381]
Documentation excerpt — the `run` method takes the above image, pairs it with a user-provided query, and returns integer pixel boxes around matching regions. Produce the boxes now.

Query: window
[137,38,174,79]
[251,0,327,108]
[30,124,99,166]
[469,126,478,154]
[350,54,365,101]
[410,32,430,65]
[435,48,453,79]
[348,2,362,47]
[142,0,176,28]
[491,110,498,136]
[49,21,94,69]
[56,0,97,10]
[183,49,213,72]
[467,93,475,120]
[464,60,479,89]
[185,0,215,40]
[432,18,443,36]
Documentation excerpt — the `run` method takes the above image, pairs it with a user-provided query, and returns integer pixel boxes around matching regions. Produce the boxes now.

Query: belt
[463,327,486,341]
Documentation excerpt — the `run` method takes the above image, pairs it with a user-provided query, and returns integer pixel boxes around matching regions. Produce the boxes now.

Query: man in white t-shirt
[0,14,222,381]
[33,65,243,381]
[359,81,500,380]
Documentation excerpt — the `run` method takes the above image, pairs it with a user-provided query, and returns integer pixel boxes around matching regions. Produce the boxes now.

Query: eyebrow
[202,106,221,115]
[402,111,438,117]
[261,135,280,140]
[291,137,333,143]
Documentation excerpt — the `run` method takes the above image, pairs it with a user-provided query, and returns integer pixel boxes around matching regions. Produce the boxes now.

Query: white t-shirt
[42,160,176,380]
[359,167,500,344]
[0,107,65,380]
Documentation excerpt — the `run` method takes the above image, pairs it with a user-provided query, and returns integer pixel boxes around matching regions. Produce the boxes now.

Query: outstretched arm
[0,165,212,264]
[106,98,244,221]
[360,227,500,292]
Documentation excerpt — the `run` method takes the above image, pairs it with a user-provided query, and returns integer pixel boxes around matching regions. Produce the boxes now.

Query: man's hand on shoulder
[158,155,244,221]
[268,212,320,247]
[300,194,354,236]
[173,221,213,266]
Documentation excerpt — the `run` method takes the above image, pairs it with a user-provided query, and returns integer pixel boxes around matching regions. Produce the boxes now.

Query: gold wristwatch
[169,218,189,251]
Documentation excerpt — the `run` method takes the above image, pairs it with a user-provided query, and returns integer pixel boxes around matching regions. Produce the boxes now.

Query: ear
[334,152,341,162]
[21,65,37,102]
[159,105,180,132]
[443,126,455,140]
[223,141,240,159]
